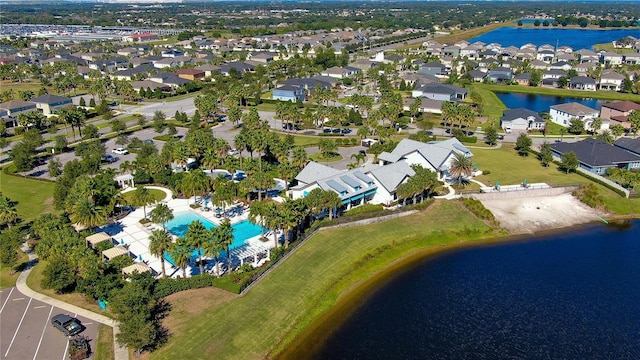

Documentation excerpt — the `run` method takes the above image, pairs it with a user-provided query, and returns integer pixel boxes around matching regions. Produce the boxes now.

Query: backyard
[150,200,497,360]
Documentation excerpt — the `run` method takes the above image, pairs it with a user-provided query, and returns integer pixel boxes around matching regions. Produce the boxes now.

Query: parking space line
[60,313,77,360]
[0,287,14,313]
[32,305,54,360]
[33,305,47,309]
[4,297,32,357]
[12,297,25,301]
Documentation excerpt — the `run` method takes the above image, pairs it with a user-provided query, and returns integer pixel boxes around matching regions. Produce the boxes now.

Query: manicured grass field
[122,188,167,204]
[472,145,640,215]
[433,22,509,44]
[0,172,58,223]
[467,84,506,124]
[151,201,496,360]
[309,153,343,162]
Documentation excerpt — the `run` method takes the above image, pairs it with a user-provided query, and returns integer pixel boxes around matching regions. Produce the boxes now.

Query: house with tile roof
[600,101,640,129]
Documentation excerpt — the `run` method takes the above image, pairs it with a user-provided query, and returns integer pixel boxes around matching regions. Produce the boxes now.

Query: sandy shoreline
[478,193,600,234]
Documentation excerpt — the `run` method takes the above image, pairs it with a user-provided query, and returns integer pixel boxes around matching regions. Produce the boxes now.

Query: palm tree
[0,194,18,229]
[323,190,342,219]
[148,229,173,278]
[280,200,302,248]
[69,197,105,229]
[180,169,210,204]
[170,239,192,278]
[185,220,208,275]
[217,219,234,274]
[203,227,224,276]
[252,171,275,201]
[448,152,474,185]
[150,203,174,230]
[131,186,154,220]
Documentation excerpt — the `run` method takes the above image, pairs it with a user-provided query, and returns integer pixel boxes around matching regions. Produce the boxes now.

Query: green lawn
[151,201,496,360]
[0,252,28,288]
[473,145,640,215]
[467,84,506,125]
[309,153,343,162]
[0,173,58,224]
[94,325,115,360]
[122,188,167,203]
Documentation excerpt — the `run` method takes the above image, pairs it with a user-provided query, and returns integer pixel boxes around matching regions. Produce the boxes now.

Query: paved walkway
[16,248,129,360]
[434,184,457,199]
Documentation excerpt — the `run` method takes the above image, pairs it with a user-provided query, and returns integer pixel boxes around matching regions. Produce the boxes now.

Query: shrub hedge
[458,197,495,221]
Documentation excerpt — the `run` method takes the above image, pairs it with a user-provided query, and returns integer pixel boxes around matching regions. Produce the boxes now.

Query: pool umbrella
[120,238,125,245]
[138,254,143,261]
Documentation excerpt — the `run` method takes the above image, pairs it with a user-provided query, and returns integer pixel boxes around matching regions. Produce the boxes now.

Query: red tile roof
[602,101,640,113]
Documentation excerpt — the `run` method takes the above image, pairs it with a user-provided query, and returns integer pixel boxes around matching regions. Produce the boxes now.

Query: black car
[425,130,433,135]
[341,128,352,134]
[323,128,332,133]
[332,128,341,134]
[143,139,154,145]
[498,134,505,140]
[51,314,83,336]
[359,149,367,156]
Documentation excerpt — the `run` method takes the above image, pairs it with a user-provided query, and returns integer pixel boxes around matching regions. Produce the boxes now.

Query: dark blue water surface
[495,92,605,113]
[313,221,640,360]
[470,27,640,49]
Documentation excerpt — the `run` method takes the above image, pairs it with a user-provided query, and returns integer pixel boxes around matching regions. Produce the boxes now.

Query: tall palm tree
[69,197,105,229]
[180,169,210,205]
[280,200,302,248]
[150,203,174,230]
[323,190,343,219]
[203,227,224,276]
[185,220,208,275]
[170,239,192,278]
[448,152,474,185]
[217,219,235,275]
[0,194,18,229]
[131,186,154,220]
[148,229,173,278]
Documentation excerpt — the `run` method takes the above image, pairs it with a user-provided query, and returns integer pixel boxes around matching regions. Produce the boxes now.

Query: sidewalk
[16,248,129,360]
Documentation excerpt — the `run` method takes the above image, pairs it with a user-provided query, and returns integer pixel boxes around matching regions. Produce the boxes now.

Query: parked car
[498,134,505,140]
[332,128,341,134]
[341,128,352,134]
[143,139,154,145]
[323,128,332,133]
[112,148,128,155]
[425,130,433,135]
[359,149,367,156]
[102,154,117,163]
[51,314,83,336]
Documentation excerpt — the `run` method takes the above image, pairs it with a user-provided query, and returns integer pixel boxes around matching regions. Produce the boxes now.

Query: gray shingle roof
[366,161,415,192]
[501,108,544,123]
[614,137,640,156]
[551,138,640,167]
[295,161,341,184]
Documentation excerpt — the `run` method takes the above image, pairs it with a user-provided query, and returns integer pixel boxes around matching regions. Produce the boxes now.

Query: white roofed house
[568,76,596,91]
[412,84,467,101]
[623,52,640,65]
[600,51,623,66]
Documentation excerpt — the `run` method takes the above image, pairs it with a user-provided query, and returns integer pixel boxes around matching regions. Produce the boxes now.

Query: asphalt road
[0,287,99,360]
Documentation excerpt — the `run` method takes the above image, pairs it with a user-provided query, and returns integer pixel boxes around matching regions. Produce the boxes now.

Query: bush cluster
[572,184,605,209]
[153,275,215,299]
[458,197,495,221]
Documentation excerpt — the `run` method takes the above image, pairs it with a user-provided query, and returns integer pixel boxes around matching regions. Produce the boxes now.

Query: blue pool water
[163,211,264,266]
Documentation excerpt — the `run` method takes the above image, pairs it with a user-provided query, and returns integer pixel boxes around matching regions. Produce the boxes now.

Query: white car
[112,148,128,155]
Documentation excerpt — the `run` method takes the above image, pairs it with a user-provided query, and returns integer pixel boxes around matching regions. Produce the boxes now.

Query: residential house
[600,101,640,129]
[569,76,596,91]
[600,51,623,66]
[149,74,191,89]
[129,57,153,68]
[219,61,255,76]
[248,52,275,64]
[0,100,36,127]
[576,49,599,63]
[442,45,460,57]
[575,61,599,76]
[319,66,359,79]
[550,138,640,175]
[30,94,72,116]
[403,97,443,114]
[153,58,177,69]
[468,69,487,82]
[536,49,555,62]
[541,69,566,88]
[529,59,549,70]
[614,137,640,157]
[194,64,221,78]
[500,108,546,132]
[599,70,625,91]
[623,52,640,65]
[272,84,306,102]
[117,47,139,57]
[132,80,170,93]
[513,72,531,86]
[556,52,576,63]
[161,49,185,58]
[122,33,158,42]
[549,102,599,128]
[113,64,154,81]
[412,84,467,101]
[89,58,129,72]
[418,62,447,77]
[550,61,572,71]
[487,67,513,83]
[174,68,206,81]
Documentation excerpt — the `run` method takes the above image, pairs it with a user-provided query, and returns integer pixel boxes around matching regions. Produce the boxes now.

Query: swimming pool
[163,211,265,266]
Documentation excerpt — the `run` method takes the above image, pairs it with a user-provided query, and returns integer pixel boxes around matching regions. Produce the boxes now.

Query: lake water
[310,221,640,359]
[470,27,640,49]
[495,92,605,113]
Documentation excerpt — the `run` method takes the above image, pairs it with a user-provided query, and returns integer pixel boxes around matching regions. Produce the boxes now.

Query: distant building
[30,94,72,115]
[549,102,599,128]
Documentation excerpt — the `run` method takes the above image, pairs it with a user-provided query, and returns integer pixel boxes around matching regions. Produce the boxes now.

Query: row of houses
[290,138,472,207]
[0,94,73,126]
[550,137,640,175]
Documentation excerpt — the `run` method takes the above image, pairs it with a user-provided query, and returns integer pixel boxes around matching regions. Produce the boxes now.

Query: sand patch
[479,193,598,234]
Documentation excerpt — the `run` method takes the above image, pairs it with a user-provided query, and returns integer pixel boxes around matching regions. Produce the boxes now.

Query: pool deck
[101,189,275,278]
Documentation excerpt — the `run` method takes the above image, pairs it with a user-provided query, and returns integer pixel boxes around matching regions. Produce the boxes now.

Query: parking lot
[0,287,99,360]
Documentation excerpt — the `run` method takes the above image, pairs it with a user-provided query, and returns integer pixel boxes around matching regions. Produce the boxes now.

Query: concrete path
[15,249,129,360]
[434,184,457,199]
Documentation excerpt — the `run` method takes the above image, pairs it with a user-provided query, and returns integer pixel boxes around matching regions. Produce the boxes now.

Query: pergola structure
[122,263,152,276]
[115,174,135,189]
[85,232,111,248]
[232,244,271,267]
[102,246,129,261]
